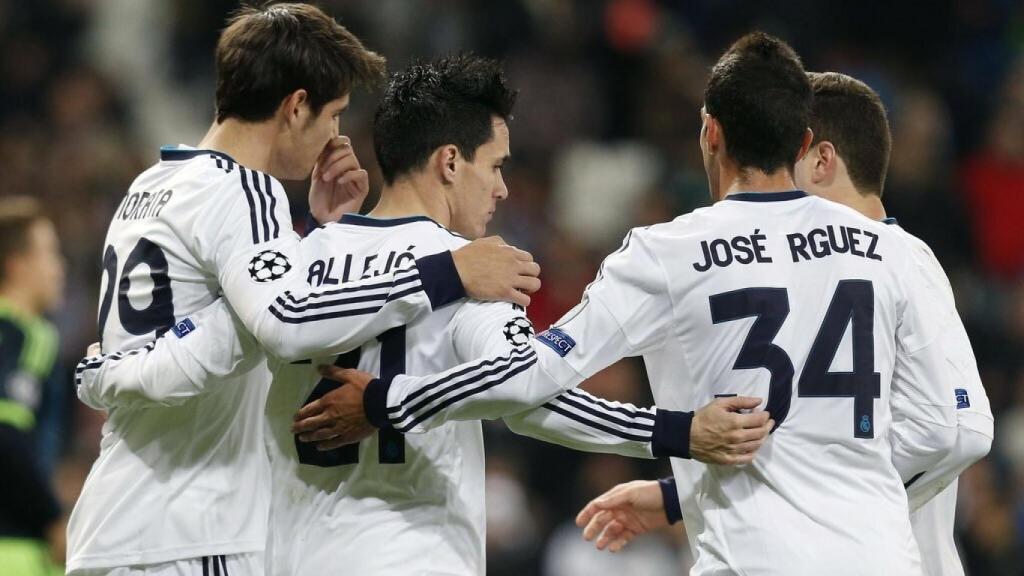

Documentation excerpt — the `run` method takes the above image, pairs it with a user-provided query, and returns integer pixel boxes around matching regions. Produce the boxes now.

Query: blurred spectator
[2,1,1022,574]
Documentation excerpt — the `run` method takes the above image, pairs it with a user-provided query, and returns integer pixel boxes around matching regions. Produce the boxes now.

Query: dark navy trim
[388,347,534,416]
[565,389,656,420]
[659,477,683,525]
[159,146,238,164]
[552,394,654,432]
[904,471,926,489]
[415,251,467,309]
[542,402,651,442]
[399,354,538,432]
[304,212,323,237]
[651,409,693,459]
[255,171,280,240]
[882,217,899,226]
[338,213,468,240]
[238,167,260,244]
[364,377,393,429]
[340,214,437,227]
[724,190,808,202]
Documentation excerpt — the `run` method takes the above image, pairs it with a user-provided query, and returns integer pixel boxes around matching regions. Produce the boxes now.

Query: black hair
[704,32,812,174]
[374,53,518,184]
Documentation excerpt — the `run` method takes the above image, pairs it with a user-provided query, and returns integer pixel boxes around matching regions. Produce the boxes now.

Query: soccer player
[575,72,994,576]
[303,33,977,575]
[0,198,65,576]
[66,5,540,576]
[76,54,772,576]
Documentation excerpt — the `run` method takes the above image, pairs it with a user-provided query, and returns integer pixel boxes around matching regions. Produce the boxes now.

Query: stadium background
[2,0,1022,573]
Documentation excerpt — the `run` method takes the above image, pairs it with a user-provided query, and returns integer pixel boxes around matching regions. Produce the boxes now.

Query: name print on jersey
[787,225,883,263]
[692,229,773,272]
[307,245,417,287]
[115,189,174,221]
[692,225,884,273]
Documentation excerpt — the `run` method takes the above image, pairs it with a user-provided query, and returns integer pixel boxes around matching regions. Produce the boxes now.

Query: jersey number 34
[710,280,881,439]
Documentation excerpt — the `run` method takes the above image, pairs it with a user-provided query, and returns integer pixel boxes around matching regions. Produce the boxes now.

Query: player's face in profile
[21,219,64,313]
[284,93,350,180]
[447,118,510,239]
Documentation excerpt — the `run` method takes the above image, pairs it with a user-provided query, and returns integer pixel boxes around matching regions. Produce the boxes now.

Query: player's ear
[795,127,814,163]
[436,145,459,185]
[280,89,310,128]
[704,113,723,154]
[814,141,837,184]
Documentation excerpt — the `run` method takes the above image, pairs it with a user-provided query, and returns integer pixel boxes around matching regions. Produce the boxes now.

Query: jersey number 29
[98,239,175,343]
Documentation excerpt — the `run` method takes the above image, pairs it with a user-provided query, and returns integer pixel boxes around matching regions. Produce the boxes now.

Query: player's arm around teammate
[295,297,772,460]
[295,226,774,464]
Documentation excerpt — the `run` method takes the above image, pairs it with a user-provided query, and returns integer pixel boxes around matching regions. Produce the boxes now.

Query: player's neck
[827,184,888,221]
[198,119,276,174]
[719,166,800,200]
[369,177,451,229]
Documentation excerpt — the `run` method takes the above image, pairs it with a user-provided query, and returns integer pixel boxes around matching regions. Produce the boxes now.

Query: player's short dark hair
[704,32,812,175]
[373,53,518,185]
[214,2,386,123]
[807,72,892,197]
[0,197,47,285]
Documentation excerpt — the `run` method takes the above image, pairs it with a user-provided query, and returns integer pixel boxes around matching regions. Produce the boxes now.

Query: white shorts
[72,553,264,576]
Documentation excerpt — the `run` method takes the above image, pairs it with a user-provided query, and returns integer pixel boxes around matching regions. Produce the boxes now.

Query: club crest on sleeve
[955,388,970,409]
[536,328,576,357]
[172,318,197,338]
[248,250,292,282]
[502,317,534,348]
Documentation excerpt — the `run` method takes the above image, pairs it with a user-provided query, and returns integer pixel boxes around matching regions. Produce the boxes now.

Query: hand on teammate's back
[690,396,773,465]
[575,480,667,552]
[309,135,370,223]
[452,236,541,307]
[292,367,376,449]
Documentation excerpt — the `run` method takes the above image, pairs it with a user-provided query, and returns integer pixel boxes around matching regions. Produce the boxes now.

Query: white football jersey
[76,214,660,576]
[68,147,465,572]
[887,220,993,576]
[379,191,971,576]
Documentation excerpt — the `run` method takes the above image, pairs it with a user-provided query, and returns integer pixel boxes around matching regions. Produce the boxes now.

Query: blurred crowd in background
[1,0,1022,574]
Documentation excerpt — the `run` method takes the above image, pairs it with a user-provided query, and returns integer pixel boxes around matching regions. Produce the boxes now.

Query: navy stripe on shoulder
[238,167,261,244]
[264,172,280,239]
[250,168,271,242]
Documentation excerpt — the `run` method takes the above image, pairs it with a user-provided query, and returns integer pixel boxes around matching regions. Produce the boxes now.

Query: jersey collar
[724,190,808,202]
[339,213,438,227]
[882,217,899,226]
[159,145,238,164]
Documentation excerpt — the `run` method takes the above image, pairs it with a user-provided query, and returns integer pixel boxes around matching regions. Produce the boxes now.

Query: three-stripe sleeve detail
[238,167,260,244]
[267,265,424,324]
[386,346,539,432]
[239,167,281,244]
[74,342,157,387]
[541,389,655,442]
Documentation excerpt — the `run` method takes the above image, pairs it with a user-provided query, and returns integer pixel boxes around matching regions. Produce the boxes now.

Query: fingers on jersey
[689,396,772,465]
[292,367,375,447]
